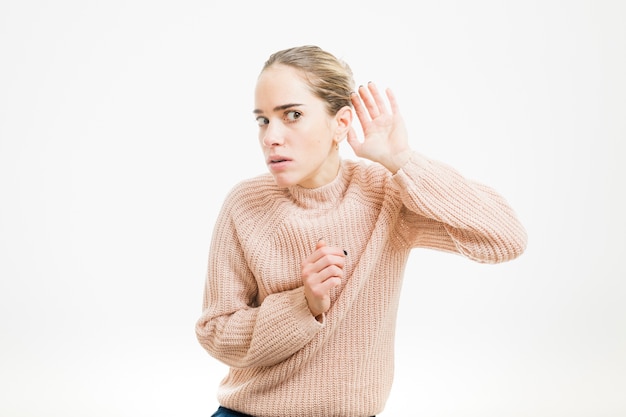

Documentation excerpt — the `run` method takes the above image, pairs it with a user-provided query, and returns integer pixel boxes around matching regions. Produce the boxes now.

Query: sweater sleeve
[195,194,323,369]
[392,152,527,263]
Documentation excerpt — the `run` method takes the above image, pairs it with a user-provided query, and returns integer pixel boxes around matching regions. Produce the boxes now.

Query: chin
[270,174,299,188]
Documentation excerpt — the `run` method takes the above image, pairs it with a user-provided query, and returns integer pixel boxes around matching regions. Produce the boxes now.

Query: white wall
[1,1,624,416]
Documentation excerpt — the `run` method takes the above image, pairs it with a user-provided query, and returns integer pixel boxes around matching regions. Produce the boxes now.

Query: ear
[333,106,353,144]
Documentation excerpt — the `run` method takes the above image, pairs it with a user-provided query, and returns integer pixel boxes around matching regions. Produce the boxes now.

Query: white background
[1,1,624,416]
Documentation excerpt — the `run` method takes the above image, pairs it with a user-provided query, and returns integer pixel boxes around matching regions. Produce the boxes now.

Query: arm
[349,83,527,263]
[195,196,323,368]
[392,152,527,263]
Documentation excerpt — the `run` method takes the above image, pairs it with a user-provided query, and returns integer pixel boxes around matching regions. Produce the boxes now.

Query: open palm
[347,83,411,173]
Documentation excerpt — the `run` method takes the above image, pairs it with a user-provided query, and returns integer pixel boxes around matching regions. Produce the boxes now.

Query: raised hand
[347,82,412,173]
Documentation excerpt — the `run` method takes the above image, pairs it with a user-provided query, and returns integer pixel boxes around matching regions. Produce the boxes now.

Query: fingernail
[343,249,348,256]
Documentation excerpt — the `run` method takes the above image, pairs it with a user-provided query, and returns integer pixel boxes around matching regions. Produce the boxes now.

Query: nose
[261,122,285,147]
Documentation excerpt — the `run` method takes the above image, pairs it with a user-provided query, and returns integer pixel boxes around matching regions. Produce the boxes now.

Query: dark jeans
[211,406,375,417]
[211,406,254,417]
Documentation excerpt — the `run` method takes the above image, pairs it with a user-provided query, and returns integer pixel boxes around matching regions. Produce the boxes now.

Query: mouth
[266,155,293,172]
[267,156,292,164]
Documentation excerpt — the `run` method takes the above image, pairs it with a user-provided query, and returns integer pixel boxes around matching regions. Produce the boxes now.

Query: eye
[255,116,269,126]
[285,110,302,122]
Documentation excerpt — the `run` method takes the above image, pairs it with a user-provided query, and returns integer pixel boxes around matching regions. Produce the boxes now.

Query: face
[254,64,349,188]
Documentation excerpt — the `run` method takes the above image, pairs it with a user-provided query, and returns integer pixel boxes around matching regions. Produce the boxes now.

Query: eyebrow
[253,103,304,115]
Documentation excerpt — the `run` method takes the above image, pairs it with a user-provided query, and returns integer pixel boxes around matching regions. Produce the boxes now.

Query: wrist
[382,149,412,173]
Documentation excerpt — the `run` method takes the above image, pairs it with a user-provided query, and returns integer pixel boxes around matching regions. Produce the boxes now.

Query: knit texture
[196,152,527,417]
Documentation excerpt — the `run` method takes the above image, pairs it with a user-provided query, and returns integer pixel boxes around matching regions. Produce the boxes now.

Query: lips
[267,155,292,164]
[266,155,293,173]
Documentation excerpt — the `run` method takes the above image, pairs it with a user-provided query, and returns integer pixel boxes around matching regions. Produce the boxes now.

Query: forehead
[254,65,318,110]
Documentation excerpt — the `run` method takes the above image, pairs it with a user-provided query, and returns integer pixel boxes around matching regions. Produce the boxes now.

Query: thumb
[346,127,362,155]
[316,238,326,250]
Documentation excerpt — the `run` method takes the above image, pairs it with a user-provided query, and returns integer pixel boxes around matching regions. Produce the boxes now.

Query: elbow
[457,222,528,264]
[195,321,243,368]
[504,216,528,261]
[195,316,234,366]
[498,230,527,263]
[195,316,278,369]
[486,222,528,264]
[195,318,221,361]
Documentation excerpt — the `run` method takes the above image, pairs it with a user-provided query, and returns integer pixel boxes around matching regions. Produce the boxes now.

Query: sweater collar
[286,160,349,210]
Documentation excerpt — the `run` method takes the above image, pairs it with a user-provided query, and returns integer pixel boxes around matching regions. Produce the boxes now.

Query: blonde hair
[262,45,355,115]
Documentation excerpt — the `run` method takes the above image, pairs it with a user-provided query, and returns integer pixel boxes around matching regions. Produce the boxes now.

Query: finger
[305,263,343,290]
[367,82,390,115]
[315,240,345,260]
[305,244,344,273]
[346,126,362,154]
[351,91,371,125]
[306,240,326,265]
[315,265,344,288]
[312,252,346,275]
[358,84,380,119]
[319,276,341,290]
[385,88,400,115]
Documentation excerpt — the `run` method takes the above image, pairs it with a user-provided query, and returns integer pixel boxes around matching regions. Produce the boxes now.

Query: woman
[195,45,527,417]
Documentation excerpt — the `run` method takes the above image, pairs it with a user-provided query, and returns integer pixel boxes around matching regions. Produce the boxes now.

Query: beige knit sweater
[196,152,527,417]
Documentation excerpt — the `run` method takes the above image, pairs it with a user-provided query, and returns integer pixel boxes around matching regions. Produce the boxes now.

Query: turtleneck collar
[286,160,350,210]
